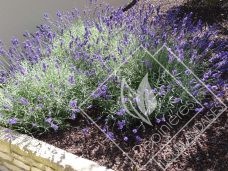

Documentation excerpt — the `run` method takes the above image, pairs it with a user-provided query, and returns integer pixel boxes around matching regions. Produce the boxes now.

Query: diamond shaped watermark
[77,44,227,170]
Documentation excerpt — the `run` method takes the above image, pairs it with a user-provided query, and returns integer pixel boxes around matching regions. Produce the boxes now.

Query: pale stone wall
[0,127,113,171]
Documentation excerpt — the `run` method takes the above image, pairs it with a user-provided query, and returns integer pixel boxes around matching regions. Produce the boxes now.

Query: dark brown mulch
[38,108,228,171]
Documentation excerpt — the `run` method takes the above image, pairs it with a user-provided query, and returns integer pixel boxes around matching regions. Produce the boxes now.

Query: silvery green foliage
[0,1,226,140]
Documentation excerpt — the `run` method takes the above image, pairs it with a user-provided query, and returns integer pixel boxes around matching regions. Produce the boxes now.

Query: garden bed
[38,109,228,171]
[0,0,227,171]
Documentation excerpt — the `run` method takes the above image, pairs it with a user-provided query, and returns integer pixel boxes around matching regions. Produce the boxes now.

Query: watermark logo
[78,44,227,170]
[121,73,158,126]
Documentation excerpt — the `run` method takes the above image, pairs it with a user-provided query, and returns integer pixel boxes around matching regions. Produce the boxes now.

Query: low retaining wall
[0,127,112,171]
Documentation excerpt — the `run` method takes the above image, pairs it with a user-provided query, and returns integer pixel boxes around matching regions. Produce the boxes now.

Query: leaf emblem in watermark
[121,73,157,125]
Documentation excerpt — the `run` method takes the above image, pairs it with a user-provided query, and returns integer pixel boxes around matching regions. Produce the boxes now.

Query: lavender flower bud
[8,118,18,125]
[19,97,29,106]
[69,100,77,109]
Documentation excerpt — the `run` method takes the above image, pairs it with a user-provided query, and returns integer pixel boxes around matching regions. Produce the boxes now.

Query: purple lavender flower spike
[195,107,203,113]
[106,131,115,140]
[51,123,59,131]
[116,108,126,116]
[123,136,128,142]
[172,69,177,76]
[42,63,48,72]
[8,118,17,125]
[19,97,29,106]
[20,67,28,75]
[0,70,7,83]
[69,100,77,109]
[117,120,126,130]
[133,96,140,103]
[132,129,137,134]
[101,85,108,92]
[56,11,62,18]
[156,118,161,124]
[68,75,76,85]
[3,104,12,110]
[172,97,182,104]
[45,117,53,124]
[135,135,142,143]
[185,69,191,75]
[211,85,218,91]
[168,53,174,63]
[11,37,19,47]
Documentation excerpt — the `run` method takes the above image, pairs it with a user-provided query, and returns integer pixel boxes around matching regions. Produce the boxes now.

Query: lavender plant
[0,2,226,140]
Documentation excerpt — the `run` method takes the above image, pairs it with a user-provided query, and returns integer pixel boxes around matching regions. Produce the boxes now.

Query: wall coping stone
[0,127,113,171]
